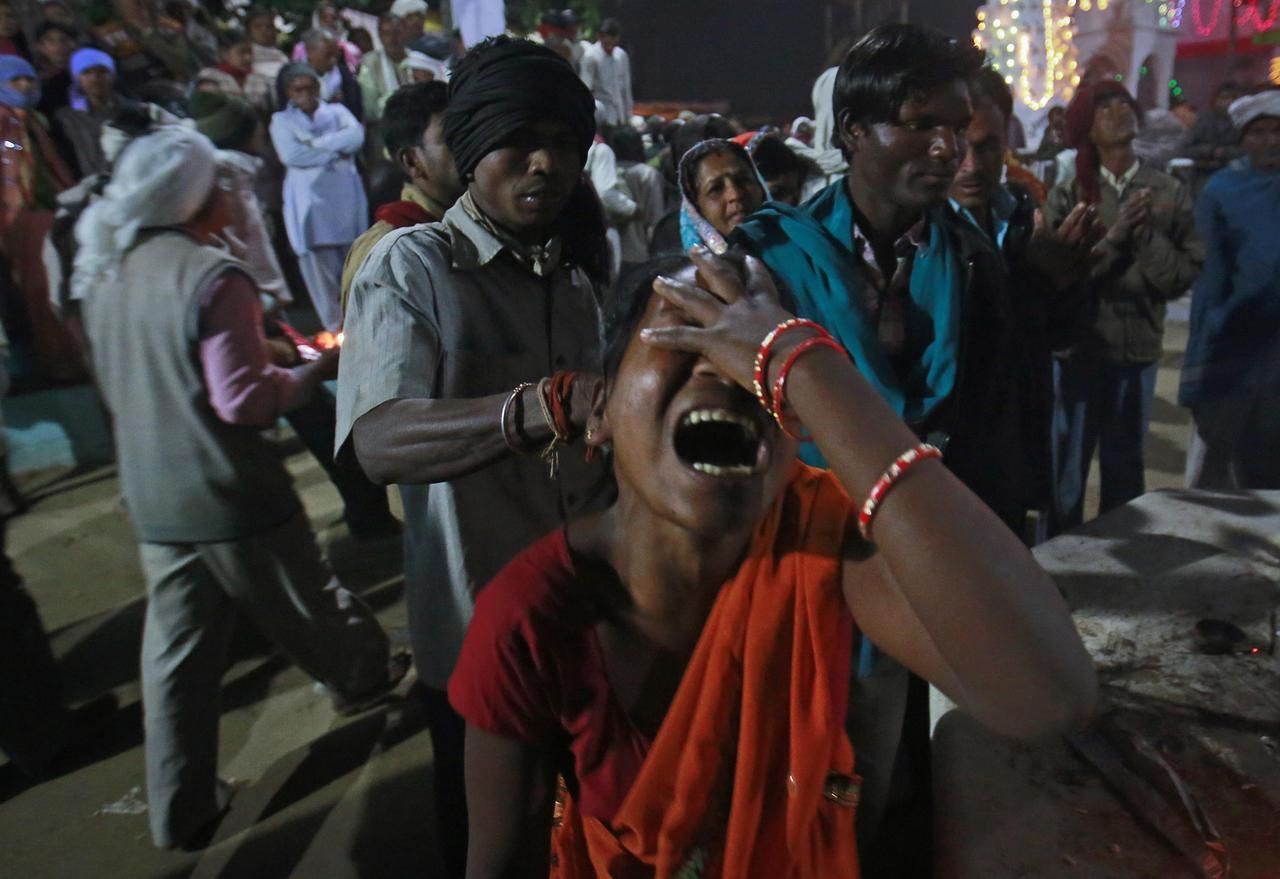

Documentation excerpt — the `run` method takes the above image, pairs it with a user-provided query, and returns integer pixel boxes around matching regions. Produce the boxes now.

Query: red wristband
[857,443,943,542]
[770,336,846,439]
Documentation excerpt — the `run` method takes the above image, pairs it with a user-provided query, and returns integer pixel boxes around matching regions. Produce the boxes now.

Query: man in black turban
[335,36,612,878]
[444,35,596,180]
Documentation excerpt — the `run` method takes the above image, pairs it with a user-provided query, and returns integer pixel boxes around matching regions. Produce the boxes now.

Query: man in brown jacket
[1045,81,1204,532]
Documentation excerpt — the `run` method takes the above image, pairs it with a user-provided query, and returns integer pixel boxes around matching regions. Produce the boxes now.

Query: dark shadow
[198,700,437,879]
[22,465,118,505]
[1143,431,1188,480]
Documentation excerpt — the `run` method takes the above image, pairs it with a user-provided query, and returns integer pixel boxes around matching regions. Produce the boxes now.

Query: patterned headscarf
[677,138,768,254]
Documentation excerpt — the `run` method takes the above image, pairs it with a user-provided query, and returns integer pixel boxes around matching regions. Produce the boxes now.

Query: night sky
[623,0,985,121]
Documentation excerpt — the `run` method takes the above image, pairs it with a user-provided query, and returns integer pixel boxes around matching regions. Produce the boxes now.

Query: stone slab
[933,489,1280,878]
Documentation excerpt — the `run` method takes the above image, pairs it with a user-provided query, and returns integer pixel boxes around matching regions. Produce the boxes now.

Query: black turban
[445,37,596,179]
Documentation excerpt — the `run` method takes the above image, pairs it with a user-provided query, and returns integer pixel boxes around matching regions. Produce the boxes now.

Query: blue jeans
[1050,357,1157,534]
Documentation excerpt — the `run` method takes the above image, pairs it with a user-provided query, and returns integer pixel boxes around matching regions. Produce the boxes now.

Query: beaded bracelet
[499,382,535,452]
[858,443,943,542]
[769,336,847,439]
[752,319,826,412]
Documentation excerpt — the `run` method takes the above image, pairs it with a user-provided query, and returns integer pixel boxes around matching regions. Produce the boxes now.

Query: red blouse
[448,529,652,822]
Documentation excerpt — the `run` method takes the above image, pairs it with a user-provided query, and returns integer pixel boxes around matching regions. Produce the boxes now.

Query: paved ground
[0,317,1193,879]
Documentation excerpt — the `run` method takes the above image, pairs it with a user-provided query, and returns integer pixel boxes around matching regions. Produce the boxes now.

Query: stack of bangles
[499,372,580,478]
[751,319,942,542]
[751,318,845,440]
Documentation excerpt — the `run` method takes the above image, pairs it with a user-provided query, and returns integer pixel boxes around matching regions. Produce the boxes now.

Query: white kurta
[579,42,633,128]
[269,102,369,255]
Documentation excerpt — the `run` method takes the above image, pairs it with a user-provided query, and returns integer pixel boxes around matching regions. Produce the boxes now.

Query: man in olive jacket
[1045,81,1204,532]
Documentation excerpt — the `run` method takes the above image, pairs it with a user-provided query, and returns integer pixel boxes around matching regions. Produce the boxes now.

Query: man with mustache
[335,37,610,878]
[736,25,1047,871]
[949,65,1103,541]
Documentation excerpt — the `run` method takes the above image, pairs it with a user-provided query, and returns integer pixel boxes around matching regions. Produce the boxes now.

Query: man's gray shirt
[337,202,609,689]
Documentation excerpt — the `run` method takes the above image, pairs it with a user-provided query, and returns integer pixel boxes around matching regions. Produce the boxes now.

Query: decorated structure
[974,0,1279,132]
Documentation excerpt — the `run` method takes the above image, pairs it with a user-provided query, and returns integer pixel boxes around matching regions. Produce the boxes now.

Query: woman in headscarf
[74,124,404,851]
[449,249,1098,878]
[678,138,766,254]
[0,54,80,383]
[269,62,366,332]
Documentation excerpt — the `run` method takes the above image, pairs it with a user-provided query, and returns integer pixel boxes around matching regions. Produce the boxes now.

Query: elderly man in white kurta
[270,62,367,331]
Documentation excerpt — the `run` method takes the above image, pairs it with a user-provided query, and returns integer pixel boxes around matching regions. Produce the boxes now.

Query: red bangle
[857,443,943,542]
[752,319,826,412]
[770,336,846,439]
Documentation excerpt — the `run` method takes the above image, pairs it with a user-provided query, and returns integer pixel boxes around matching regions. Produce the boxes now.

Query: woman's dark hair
[244,6,274,25]
[217,27,251,51]
[834,23,985,144]
[383,80,449,156]
[35,21,78,43]
[604,256,691,380]
[750,135,806,182]
[348,27,374,54]
[968,65,1014,123]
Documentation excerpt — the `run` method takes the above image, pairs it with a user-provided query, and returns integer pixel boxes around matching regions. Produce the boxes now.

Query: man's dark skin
[1093,93,1153,249]
[352,118,598,484]
[1243,114,1280,174]
[838,80,970,272]
[395,110,464,208]
[951,92,1100,282]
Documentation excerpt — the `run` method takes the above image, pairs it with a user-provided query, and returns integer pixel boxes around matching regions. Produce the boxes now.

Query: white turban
[1229,90,1280,133]
[390,0,427,17]
[406,50,448,82]
[72,126,218,302]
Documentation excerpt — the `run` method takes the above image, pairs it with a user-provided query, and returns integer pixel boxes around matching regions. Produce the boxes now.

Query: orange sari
[553,464,861,879]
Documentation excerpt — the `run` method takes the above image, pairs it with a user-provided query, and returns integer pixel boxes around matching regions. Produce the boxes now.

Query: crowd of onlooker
[0,6,1276,874]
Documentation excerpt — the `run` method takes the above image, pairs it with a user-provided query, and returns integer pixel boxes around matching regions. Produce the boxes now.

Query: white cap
[1229,90,1280,133]
[389,0,428,18]
[405,50,448,82]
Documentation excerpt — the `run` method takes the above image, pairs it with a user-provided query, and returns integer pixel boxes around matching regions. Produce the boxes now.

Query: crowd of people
[1,1,1278,876]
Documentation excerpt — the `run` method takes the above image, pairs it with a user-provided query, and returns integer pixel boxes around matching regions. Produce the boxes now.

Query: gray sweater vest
[85,230,301,543]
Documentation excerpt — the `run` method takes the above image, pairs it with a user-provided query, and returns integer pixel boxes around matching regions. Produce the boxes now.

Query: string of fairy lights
[973,0,1279,113]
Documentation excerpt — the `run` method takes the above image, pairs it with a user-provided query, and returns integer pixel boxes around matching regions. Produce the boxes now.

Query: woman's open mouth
[672,408,767,478]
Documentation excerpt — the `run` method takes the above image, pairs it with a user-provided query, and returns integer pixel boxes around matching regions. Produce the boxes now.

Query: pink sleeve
[198,270,300,427]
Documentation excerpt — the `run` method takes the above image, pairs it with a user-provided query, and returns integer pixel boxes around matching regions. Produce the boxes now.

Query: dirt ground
[0,318,1192,879]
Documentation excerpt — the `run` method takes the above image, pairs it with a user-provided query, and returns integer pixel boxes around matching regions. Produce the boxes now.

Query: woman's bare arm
[462,726,558,879]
